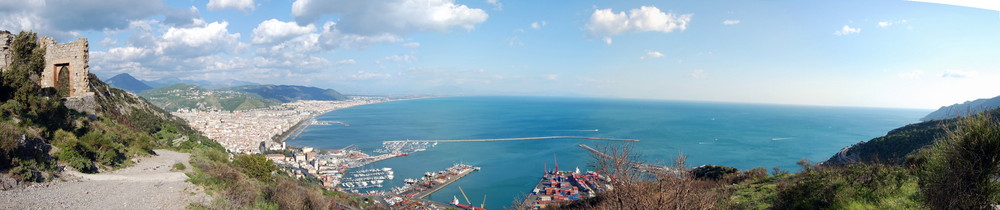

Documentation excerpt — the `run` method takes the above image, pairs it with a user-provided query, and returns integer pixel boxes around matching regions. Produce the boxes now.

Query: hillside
[229,84,348,102]
[104,73,152,93]
[922,95,1000,121]
[143,77,259,89]
[139,84,278,112]
[826,108,1000,165]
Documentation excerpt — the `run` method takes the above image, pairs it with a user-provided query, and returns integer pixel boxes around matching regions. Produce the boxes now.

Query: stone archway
[54,63,70,97]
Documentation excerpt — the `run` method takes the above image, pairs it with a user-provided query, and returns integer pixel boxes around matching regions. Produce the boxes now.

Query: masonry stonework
[40,36,90,97]
[0,31,13,73]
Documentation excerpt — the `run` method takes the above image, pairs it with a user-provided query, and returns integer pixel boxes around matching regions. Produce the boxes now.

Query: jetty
[577,144,683,177]
[383,136,639,144]
[395,164,480,199]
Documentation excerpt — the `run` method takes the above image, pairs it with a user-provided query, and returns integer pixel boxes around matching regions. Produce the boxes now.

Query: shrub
[171,162,186,171]
[232,154,277,182]
[919,114,1000,209]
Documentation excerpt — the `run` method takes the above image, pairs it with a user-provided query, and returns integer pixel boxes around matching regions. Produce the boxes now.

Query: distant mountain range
[228,85,347,103]
[105,73,152,93]
[921,95,1000,121]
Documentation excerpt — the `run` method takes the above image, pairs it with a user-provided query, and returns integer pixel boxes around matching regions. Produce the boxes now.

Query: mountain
[105,73,152,93]
[921,95,1000,121]
[229,85,347,103]
[139,84,278,112]
[143,77,260,89]
[826,108,1000,165]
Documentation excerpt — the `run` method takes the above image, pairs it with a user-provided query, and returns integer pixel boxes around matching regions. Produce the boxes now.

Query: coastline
[277,96,437,144]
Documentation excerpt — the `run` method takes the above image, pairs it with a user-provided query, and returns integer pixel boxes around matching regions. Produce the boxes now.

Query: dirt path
[0,149,210,210]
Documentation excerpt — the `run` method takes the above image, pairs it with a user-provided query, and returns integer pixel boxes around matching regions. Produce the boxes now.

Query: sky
[2,0,1000,109]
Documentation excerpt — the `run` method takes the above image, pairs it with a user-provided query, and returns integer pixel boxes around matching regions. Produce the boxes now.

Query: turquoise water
[288,96,928,209]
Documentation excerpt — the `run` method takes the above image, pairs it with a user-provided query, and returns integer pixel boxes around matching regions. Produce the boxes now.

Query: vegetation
[1,31,363,209]
[228,84,347,103]
[0,31,218,182]
[917,114,1000,209]
[559,111,1000,209]
[186,148,367,209]
[139,84,278,112]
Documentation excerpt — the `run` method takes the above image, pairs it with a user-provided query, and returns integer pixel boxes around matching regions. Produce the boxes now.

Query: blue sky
[2,0,999,109]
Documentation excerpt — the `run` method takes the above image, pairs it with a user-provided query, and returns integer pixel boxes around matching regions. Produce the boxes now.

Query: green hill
[229,84,347,103]
[139,84,278,112]
[826,108,1000,165]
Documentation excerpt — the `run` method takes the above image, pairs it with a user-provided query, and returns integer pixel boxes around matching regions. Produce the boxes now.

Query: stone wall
[40,36,90,97]
[0,31,13,73]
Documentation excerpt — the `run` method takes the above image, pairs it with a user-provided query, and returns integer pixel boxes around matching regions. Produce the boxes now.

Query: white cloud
[531,21,547,29]
[690,69,708,79]
[941,69,977,78]
[722,19,741,25]
[379,54,417,63]
[403,42,421,48]
[640,51,665,60]
[335,59,357,65]
[252,19,317,44]
[0,0,166,39]
[834,25,861,36]
[586,6,692,45]
[897,70,924,79]
[292,0,488,35]
[877,20,908,28]
[207,0,255,12]
[157,21,242,57]
[486,0,502,10]
[351,71,393,80]
[544,74,559,80]
[507,36,524,46]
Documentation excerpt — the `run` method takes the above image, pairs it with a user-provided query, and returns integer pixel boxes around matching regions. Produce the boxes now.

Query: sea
[287,96,929,209]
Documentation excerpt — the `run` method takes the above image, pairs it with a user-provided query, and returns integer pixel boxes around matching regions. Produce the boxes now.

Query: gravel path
[0,149,211,210]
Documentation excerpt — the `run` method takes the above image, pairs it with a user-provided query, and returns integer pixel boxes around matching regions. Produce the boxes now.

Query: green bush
[172,162,186,171]
[919,114,1000,209]
[232,154,277,181]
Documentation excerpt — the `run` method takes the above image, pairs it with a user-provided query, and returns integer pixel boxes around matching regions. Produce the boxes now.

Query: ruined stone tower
[40,36,90,97]
[0,31,91,98]
[0,31,13,72]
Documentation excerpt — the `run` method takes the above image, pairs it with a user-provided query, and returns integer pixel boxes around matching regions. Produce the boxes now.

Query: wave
[771,137,795,141]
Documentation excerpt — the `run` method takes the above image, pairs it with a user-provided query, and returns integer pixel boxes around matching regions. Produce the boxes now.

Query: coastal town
[172,96,391,153]
[169,95,498,208]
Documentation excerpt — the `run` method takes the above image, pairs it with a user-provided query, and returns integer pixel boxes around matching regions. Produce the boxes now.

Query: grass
[171,162,186,171]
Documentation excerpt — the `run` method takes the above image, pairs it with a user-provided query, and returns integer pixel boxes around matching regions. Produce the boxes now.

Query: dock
[414,166,477,199]
[577,144,684,177]
[383,136,639,144]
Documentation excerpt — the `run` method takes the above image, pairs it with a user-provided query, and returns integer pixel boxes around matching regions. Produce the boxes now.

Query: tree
[1,31,45,102]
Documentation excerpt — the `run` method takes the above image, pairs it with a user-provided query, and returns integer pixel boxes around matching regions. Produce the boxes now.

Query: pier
[395,164,480,199]
[577,144,684,177]
[383,136,639,144]
[413,168,475,199]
